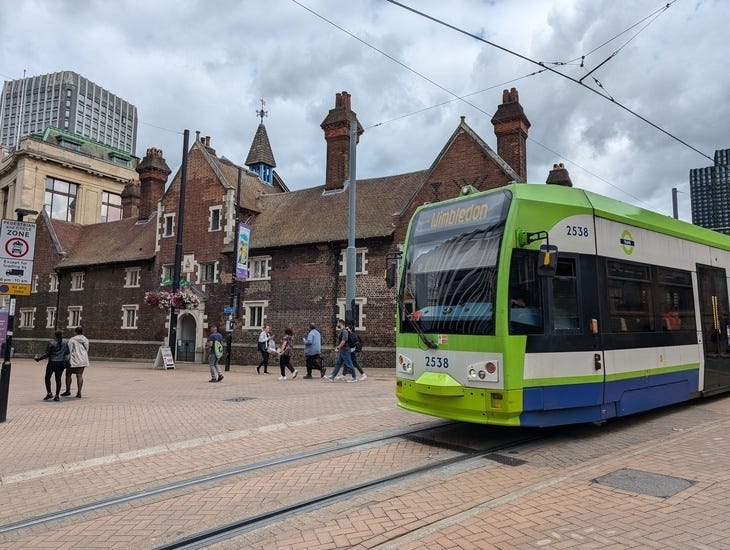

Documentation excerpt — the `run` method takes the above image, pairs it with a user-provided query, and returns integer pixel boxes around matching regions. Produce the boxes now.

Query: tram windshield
[401,190,512,336]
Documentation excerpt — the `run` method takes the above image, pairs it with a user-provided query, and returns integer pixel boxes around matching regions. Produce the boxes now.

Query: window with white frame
[67,306,82,328]
[121,305,138,329]
[163,213,175,237]
[242,300,268,329]
[161,264,174,285]
[49,273,59,292]
[199,261,217,284]
[339,248,368,276]
[337,297,367,329]
[31,274,39,293]
[248,256,271,280]
[70,272,84,291]
[46,307,57,329]
[19,308,36,329]
[124,267,141,288]
[209,206,222,231]
[0,296,9,310]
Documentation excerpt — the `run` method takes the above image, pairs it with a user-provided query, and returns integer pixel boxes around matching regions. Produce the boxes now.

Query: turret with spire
[245,99,277,184]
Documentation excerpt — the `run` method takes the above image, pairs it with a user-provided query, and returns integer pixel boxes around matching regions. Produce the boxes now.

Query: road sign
[223,306,235,314]
[0,283,30,296]
[0,220,36,261]
[0,258,33,284]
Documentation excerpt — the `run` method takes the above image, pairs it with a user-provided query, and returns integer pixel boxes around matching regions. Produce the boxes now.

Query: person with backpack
[324,319,358,382]
[34,330,69,401]
[346,323,367,381]
[206,325,224,383]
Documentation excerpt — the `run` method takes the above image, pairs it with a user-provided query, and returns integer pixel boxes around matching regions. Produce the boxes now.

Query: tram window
[509,251,543,335]
[607,260,653,332]
[656,267,695,331]
[553,258,580,331]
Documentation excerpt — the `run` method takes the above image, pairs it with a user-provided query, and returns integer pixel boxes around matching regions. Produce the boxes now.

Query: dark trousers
[279,354,295,377]
[350,352,364,375]
[44,361,65,395]
[258,348,269,371]
[305,354,323,376]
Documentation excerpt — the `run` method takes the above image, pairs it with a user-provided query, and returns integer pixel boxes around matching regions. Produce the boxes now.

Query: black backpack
[354,334,363,353]
[347,329,358,349]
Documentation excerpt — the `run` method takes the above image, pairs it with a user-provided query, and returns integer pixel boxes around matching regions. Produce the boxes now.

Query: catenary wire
[383,0,711,162]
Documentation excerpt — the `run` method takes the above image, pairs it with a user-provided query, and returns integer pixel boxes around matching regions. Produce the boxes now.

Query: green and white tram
[390,183,730,427]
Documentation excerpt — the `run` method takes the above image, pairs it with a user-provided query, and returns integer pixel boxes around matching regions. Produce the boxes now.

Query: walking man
[62,326,89,398]
[207,325,224,383]
[34,330,69,401]
[302,323,325,378]
[324,319,357,382]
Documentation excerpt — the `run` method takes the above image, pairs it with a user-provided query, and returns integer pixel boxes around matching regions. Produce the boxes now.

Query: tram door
[696,265,730,393]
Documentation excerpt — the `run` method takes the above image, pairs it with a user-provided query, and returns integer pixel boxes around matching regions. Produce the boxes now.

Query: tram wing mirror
[384,251,402,288]
[537,244,558,277]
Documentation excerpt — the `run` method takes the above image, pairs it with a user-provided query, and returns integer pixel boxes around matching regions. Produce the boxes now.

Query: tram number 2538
[425,356,450,368]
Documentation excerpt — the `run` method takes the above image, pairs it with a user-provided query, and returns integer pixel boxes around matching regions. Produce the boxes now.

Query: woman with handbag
[277,327,298,381]
[256,325,271,374]
[34,330,69,402]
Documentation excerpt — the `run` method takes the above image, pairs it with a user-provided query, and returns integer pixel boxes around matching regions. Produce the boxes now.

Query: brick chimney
[320,91,363,191]
[491,88,530,181]
[136,147,171,219]
[546,163,573,187]
[121,181,141,219]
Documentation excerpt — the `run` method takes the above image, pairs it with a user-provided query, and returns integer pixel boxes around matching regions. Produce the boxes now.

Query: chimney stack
[136,147,171,220]
[320,91,363,191]
[491,88,530,181]
[121,181,141,219]
[546,163,573,187]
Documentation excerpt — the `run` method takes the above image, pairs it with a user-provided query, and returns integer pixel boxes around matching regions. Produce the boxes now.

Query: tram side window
[607,260,653,332]
[656,268,695,331]
[553,258,580,331]
[509,251,544,335]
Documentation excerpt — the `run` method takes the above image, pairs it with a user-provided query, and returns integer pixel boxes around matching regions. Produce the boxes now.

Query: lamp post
[0,207,39,423]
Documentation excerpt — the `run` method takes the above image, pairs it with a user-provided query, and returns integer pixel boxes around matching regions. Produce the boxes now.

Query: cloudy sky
[2,0,727,220]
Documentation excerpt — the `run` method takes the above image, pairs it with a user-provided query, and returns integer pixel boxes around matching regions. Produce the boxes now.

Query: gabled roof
[245,123,276,167]
[248,170,427,249]
[48,213,157,269]
[398,118,522,217]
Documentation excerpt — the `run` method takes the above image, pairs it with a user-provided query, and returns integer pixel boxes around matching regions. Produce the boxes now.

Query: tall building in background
[690,148,730,235]
[0,71,137,155]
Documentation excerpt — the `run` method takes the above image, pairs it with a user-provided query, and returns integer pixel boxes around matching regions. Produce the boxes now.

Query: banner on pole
[235,222,251,281]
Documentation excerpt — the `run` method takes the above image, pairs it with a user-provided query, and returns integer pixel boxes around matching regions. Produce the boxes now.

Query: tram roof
[504,183,730,251]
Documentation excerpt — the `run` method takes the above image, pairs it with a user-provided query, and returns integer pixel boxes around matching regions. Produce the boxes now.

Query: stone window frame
[242,300,268,330]
[67,306,82,328]
[163,213,175,237]
[336,297,367,330]
[46,307,57,329]
[31,274,39,293]
[124,267,141,288]
[121,304,138,329]
[248,256,271,281]
[19,307,36,329]
[338,248,368,276]
[198,261,217,285]
[70,271,84,291]
[49,273,59,292]
[209,205,222,232]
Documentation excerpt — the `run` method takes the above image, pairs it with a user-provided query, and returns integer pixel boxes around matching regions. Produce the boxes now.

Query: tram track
[0,420,453,536]
[155,431,550,550]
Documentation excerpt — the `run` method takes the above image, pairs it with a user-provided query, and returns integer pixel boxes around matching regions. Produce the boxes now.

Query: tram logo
[620,230,635,255]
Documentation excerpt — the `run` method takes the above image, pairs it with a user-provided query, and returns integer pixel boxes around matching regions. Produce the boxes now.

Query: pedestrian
[62,326,89,398]
[206,325,224,383]
[302,322,326,378]
[34,330,69,401]
[277,327,298,380]
[324,318,357,382]
[347,323,367,381]
[256,324,272,374]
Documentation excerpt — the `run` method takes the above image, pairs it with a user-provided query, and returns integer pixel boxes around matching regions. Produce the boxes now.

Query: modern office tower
[690,148,730,235]
[0,71,137,154]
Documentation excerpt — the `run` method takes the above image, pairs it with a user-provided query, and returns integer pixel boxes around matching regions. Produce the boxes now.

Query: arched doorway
[177,314,197,362]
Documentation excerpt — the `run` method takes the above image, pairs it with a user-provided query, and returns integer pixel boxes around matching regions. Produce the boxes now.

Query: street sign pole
[0,208,38,423]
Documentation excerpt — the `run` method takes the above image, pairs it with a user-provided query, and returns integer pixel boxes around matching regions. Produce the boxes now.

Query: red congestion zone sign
[5,238,29,258]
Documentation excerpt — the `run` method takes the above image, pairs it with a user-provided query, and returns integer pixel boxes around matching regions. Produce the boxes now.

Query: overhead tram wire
[384,0,712,163]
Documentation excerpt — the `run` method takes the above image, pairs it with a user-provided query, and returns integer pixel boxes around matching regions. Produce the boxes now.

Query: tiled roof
[248,170,427,249]
[51,215,157,269]
[245,124,276,167]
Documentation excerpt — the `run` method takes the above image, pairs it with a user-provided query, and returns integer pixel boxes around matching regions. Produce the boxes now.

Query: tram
[389,183,730,427]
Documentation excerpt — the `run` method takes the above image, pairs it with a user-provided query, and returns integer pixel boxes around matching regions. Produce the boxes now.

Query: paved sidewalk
[1,358,729,549]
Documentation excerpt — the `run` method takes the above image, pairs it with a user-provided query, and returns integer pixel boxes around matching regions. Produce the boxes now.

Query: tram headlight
[397,353,413,375]
[466,360,499,382]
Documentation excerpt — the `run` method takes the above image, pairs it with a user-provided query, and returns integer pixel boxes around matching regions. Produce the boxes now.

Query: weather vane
[256,98,268,124]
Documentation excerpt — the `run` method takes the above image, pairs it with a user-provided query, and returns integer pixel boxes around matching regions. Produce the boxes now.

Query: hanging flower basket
[145,289,199,311]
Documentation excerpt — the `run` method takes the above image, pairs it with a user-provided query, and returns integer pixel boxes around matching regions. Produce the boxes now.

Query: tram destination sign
[0,219,37,295]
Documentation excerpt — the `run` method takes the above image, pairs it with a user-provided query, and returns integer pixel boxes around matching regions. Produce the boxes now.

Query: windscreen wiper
[399,285,438,349]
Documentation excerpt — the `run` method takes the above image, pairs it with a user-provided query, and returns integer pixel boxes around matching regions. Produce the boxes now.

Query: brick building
[16,88,531,368]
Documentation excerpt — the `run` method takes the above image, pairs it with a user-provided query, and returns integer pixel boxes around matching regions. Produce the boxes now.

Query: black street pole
[224,167,242,372]
[168,129,189,360]
[0,207,38,423]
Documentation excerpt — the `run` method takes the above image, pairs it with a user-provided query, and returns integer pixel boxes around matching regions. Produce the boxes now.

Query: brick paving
[0,358,729,548]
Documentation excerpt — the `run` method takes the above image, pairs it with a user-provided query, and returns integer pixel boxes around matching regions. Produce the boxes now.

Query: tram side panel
[593,217,703,415]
